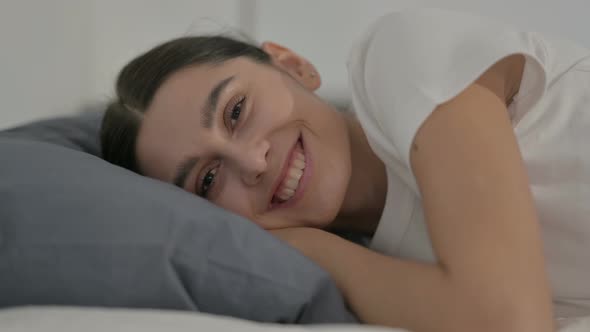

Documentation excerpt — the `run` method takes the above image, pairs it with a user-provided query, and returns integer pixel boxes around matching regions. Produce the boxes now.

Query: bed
[1,306,589,332]
[1,108,588,331]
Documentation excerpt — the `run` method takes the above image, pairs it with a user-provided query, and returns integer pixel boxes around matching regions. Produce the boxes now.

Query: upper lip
[268,135,301,209]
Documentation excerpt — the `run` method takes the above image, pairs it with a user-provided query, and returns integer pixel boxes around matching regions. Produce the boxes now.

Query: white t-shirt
[348,8,590,318]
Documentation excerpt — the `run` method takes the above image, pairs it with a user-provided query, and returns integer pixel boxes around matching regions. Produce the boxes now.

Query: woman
[100,8,590,332]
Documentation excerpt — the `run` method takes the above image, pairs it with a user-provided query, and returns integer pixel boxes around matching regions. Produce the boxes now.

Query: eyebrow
[173,156,199,188]
[201,75,235,129]
[173,75,235,189]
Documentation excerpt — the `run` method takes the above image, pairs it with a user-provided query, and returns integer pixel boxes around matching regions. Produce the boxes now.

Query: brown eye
[230,100,243,127]
[200,167,217,198]
[225,96,245,130]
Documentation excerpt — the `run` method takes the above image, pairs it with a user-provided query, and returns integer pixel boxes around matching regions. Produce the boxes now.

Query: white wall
[89,0,244,104]
[0,0,244,129]
[1,0,589,129]
[0,0,92,129]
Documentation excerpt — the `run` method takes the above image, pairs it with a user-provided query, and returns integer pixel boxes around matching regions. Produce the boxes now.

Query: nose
[232,139,270,186]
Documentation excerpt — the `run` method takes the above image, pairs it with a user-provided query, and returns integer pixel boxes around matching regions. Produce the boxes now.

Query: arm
[273,58,555,332]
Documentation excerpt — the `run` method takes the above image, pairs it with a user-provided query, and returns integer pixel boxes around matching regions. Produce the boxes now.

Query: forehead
[136,58,248,181]
[150,58,245,115]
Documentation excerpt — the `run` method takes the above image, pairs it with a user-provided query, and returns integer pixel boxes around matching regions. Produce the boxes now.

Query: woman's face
[136,43,353,230]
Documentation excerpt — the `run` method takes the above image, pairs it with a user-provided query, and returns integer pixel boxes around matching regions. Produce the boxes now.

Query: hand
[269,227,330,258]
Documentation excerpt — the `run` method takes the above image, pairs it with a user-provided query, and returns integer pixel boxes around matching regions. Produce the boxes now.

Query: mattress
[1,306,588,332]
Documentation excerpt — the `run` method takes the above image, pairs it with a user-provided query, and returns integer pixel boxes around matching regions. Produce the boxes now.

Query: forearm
[280,228,555,332]
[323,240,451,331]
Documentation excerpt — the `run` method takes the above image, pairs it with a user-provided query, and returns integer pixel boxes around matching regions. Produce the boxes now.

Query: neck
[329,112,387,236]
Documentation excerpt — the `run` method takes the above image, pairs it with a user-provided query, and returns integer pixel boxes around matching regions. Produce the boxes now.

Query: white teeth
[280,188,295,198]
[289,168,303,180]
[285,178,298,189]
[292,159,305,169]
[278,187,295,201]
[273,142,307,203]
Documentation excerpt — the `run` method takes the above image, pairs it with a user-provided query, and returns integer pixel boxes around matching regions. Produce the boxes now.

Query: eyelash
[197,95,246,198]
[224,95,246,131]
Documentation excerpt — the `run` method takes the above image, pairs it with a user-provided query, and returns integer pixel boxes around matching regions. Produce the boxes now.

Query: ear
[261,41,321,91]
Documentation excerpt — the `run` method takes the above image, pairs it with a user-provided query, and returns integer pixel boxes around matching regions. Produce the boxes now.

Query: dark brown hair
[100,36,271,173]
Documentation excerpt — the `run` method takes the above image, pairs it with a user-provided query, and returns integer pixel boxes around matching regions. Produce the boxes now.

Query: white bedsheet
[0,306,588,332]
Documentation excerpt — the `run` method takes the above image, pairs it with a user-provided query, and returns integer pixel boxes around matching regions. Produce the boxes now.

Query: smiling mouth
[270,137,306,207]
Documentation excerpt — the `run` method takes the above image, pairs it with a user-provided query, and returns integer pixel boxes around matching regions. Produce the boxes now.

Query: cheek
[214,180,255,219]
[253,75,296,124]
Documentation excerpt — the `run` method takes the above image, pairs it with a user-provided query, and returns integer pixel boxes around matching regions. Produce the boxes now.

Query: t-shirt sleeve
[349,8,548,187]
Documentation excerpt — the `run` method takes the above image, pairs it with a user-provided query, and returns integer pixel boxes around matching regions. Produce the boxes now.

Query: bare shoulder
[475,54,526,105]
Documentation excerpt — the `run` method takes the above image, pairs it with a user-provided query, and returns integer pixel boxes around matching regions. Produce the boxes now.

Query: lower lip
[271,133,312,210]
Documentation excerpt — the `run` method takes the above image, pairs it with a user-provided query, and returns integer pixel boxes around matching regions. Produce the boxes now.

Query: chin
[290,102,352,229]
[296,180,349,230]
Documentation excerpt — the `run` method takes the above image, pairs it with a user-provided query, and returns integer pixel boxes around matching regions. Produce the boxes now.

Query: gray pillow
[0,111,357,324]
[0,109,103,155]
